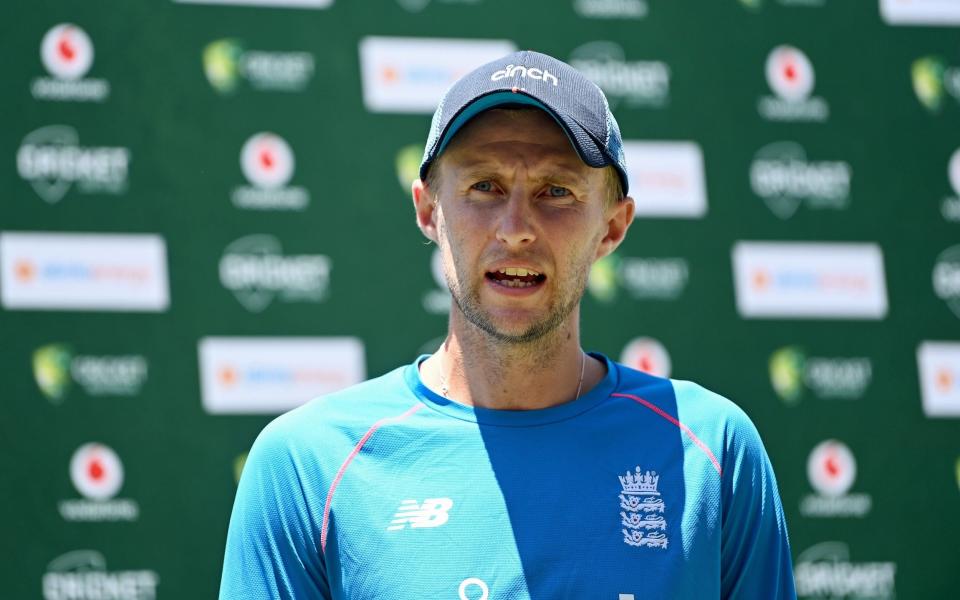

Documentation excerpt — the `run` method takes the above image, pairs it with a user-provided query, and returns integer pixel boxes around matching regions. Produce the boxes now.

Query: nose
[496,191,536,247]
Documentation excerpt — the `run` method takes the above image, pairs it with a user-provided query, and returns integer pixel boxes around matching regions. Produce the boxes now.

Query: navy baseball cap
[419,50,629,195]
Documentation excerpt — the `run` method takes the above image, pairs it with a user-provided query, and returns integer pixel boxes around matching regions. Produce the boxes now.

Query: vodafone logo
[232,133,308,211]
[41,24,94,81]
[766,45,814,102]
[241,133,295,189]
[807,440,855,498]
[70,443,123,501]
[620,337,672,378]
[758,45,827,122]
[801,439,872,517]
[59,441,138,521]
[32,24,108,102]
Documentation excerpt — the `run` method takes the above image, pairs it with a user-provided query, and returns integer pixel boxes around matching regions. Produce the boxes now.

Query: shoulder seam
[320,402,425,554]
[612,392,723,476]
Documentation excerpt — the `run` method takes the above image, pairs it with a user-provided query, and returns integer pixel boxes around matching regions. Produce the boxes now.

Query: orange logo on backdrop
[752,269,770,291]
[15,260,36,282]
[218,365,238,387]
[936,368,953,393]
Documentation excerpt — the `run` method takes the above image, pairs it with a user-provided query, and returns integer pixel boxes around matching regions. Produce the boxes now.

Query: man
[220,51,796,599]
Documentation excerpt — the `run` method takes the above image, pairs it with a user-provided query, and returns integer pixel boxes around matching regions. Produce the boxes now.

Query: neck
[424,308,603,410]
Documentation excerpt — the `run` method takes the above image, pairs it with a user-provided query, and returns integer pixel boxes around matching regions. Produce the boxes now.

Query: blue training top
[220,354,796,600]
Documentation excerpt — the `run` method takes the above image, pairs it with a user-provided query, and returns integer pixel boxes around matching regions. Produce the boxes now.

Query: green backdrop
[2,1,959,598]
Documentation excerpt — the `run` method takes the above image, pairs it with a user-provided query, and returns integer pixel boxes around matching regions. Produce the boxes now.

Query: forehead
[441,108,585,171]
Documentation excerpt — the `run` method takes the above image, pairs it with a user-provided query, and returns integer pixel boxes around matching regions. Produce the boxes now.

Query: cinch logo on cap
[490,64,558,86]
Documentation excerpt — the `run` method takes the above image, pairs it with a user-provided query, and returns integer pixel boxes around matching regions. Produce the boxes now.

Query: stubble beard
[444,249,592,349]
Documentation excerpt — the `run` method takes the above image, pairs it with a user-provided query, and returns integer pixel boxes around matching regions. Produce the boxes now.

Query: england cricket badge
[618,466,668,549]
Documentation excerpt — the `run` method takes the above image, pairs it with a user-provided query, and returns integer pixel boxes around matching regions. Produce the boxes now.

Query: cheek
[437,226,478,281]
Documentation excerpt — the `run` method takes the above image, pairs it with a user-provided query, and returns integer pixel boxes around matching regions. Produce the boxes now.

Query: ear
[595,196,635,260]
[412,178,439,243]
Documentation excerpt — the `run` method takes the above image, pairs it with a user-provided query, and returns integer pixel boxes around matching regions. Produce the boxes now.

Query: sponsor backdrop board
[1,1,958,598]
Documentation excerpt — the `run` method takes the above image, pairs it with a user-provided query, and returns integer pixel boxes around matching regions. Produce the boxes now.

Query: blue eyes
[471,181,494,192]
[470,182,571,198]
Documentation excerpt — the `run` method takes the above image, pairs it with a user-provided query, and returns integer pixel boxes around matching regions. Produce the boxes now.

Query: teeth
[498,267,540,277]
[499,279,535,288]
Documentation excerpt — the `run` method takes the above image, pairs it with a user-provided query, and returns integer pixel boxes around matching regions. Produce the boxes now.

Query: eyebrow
[455,161,590,188]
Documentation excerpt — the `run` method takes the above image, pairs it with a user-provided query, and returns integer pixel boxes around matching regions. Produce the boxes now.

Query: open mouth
[485,267,547,289]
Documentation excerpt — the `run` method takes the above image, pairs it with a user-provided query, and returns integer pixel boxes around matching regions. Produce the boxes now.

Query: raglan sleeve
[719,408,797,600]
[219,415,330,600]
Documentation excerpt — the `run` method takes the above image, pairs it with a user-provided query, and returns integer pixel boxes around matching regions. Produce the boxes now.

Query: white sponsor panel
[175,0,332,6]
[43,550,160,600]
[881,0,960,25]
[198,337,366,414]
[623,141,707,218]
[917,341,960,418]
[0,232,169,311]
[794,542,896,599]
[732,242,887,319]
[359,37,516,113]
[574,0,648,19]
[396,0,482,12]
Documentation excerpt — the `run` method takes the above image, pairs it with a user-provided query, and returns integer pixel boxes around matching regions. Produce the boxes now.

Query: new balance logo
[386,498,453,531]
[490,65,559,86]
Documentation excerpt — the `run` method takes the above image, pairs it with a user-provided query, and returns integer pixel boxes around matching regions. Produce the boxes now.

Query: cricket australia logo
[619,466,668,549]
[387,498,453,531]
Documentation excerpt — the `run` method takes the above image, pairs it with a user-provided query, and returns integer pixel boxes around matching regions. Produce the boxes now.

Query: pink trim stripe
[612,392,723,476]
[320,403,424,553]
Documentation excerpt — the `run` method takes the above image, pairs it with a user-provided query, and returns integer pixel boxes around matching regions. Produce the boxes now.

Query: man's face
[417,108,633,344]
